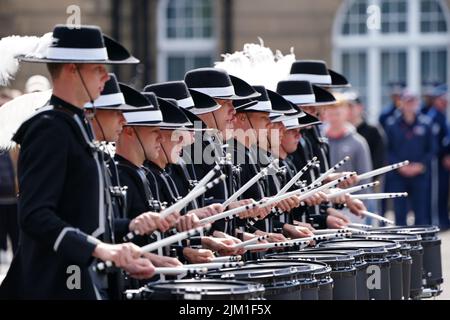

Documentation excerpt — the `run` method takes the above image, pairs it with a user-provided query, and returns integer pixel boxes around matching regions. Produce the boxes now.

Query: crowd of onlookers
[322,82,450,230]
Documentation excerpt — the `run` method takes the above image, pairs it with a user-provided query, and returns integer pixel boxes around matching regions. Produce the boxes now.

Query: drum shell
[318,239,396,300]
[264,252,357,300]
[252,259,328,300]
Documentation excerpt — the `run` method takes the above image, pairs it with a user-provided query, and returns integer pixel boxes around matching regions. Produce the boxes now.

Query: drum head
[146,279,264,300]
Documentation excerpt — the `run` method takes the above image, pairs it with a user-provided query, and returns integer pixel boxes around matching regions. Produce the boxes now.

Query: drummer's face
[268,121,285,150]
[281,128,301,153]
[76,63,110,100]
[135,126,162,161]
[213,99,236,134]
[160,129,184,163]
[92,109,126,142]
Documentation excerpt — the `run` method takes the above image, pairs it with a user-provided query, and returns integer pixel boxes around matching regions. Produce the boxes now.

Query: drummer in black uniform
[184,68,268,237]
[0,25,155,300]
[143,82,249,258]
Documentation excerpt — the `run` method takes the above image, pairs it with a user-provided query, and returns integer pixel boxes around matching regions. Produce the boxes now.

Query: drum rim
[146,279,265,296]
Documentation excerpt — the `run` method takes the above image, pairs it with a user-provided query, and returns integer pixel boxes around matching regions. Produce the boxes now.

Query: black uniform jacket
[0,96,107,299]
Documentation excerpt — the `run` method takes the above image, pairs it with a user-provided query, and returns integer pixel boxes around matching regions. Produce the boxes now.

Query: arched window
[333,0,450,123]
[157,0,217,81]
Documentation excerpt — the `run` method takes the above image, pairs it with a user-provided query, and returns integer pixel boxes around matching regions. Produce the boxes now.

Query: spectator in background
[426,84,449,230]
[384,90,437,226]
[379,82,405,129]
[323,93,374,222]
[0,88,22,260]
[346,92,387,170]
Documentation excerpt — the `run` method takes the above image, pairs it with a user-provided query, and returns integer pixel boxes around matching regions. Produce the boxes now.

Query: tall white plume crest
[0,32,55,86]
[215,38,296,91]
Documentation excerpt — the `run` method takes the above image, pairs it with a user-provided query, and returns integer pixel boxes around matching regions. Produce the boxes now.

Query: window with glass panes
[333,0,449,123]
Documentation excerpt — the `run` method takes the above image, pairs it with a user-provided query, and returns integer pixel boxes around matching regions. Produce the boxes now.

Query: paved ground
[1,230,449,299]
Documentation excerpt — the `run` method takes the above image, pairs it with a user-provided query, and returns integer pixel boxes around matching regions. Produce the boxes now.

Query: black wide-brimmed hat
[277,80,337,107]
[123,91,162,126]
[85,73,138,111]
[288,60,350,88]
[235,85,274,112]
[185,68,260,100]
[283,113,321,130]
[187,89,222,115]
[265,89,304,123]
[154,97,193,130]
[18,24,138,64]
[143,81,195,110]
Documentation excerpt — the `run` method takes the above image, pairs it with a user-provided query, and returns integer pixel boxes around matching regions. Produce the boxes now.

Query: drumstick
[243,240,310,251]
[231,235,269,248]
[358,160,409,181]
[284,232,351,244]
[183,261,244,269]
[159,174,226,219]
[343,227,371,235]
[209,182,320,225]
[210,256,242,262]
[360,210,395,225]
[190,164,221,193]
[312,228,351,235]
[123,174,224,241]
[350,192,408,200]
[250,173,356,223]
[222,160,275,207]
[277,157,318,194]
[154,267,208,275]
[348,223,373,229]
[94,225,211,273]
[311,156,350,185]
[326,181,379,199]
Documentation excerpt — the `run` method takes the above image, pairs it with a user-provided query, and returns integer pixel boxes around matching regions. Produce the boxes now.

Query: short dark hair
[46,63,64,79]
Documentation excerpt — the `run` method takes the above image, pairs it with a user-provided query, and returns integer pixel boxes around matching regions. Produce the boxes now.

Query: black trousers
[0,203,19,253]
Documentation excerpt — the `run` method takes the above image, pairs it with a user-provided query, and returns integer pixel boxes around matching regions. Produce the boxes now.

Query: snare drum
[300,248,369,300]
[371,225,442,294]
[253,259,333,300]
[123,279,265,300]
[353,233,422,299]
[319,239,402,300]
[207,262,304,300]
[264,252,357,300]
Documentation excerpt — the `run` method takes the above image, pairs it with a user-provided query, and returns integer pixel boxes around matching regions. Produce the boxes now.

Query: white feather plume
[215,38,296,90]
[0,32,54,86]
[0,90,52,150]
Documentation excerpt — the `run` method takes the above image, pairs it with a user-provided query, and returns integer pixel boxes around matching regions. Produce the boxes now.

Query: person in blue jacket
[425,84,450,229]
[384,90,437,226]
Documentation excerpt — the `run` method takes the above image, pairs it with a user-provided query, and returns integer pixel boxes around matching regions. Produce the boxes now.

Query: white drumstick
[223,166,270,207]
[360,210,395,225]
[183,261,243,269]
[312,228,351,235]
[140,225,210,253]
[190,164,221,192]
[358,161,409,181]
[231,235,269,248]
[243,240,310,251]
[284,232,351,244]
[210,256,242,262]
[277,157,318,194]
[311,156,350,186]
[159,174,226,218]
[154,267,208,275]
[350,192,408,200]
[348,223,373,229]
[326,181,379,199]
